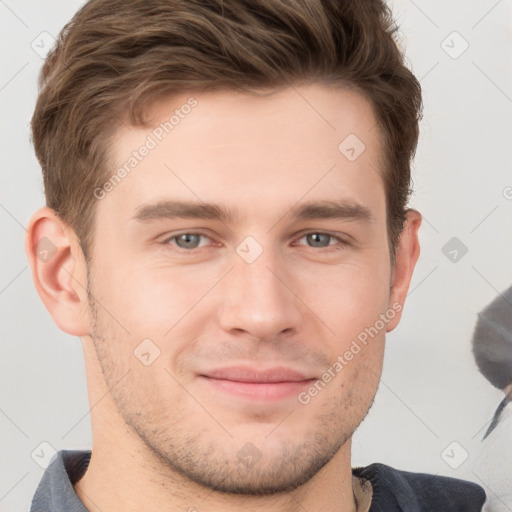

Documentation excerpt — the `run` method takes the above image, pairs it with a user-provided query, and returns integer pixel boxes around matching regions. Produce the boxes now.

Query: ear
[386,209,422,332]
[25,206,91,336]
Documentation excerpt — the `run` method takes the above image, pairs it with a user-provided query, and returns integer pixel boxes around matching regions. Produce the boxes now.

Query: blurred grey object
[472,285,512,439]
[471,285,512,512]
[473,285,512,390]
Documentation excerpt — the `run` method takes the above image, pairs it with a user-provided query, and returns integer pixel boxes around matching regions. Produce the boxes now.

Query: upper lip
[200,366,315,383]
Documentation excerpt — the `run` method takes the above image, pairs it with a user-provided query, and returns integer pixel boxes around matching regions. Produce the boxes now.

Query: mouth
[198,366,317,401]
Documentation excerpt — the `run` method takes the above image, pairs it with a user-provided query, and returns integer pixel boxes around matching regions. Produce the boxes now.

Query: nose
[217,242,303,341]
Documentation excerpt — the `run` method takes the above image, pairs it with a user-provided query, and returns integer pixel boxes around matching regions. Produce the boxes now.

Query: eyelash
[161,231,349,252]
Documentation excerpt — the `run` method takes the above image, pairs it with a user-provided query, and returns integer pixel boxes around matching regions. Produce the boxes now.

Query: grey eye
[306,233,332,247]
[174,233,203,249]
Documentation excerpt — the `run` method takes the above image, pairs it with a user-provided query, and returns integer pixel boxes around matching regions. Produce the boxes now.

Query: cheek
[297,265,390,390]
[91,257,207,338]
[299,260,391,335]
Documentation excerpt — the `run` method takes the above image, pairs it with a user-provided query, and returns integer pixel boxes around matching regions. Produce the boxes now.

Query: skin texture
[26,83,421,512]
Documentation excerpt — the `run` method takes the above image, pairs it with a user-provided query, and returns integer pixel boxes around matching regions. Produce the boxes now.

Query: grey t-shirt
[31,450,486,512]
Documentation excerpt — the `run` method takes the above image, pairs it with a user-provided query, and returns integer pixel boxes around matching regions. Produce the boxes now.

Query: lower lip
[199,376,315,401]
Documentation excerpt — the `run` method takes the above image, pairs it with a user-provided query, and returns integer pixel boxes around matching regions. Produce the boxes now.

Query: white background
[1,1,511,510]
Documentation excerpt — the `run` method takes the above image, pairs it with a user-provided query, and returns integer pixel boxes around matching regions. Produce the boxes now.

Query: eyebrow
[131,199,373,224]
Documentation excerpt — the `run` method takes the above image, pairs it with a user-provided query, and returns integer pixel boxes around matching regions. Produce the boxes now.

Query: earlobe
[25,207,91,336]
[386,209,422,332]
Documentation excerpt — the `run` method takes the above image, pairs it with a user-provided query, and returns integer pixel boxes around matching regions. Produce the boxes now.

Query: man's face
[86,84,394,493]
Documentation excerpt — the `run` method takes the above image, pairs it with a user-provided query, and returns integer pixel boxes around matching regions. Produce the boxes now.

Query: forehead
[103,84,385,223]
[138,84,381,158]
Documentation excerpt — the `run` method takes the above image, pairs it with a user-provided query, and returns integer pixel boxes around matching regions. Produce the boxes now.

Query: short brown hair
[31,0,422,261]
